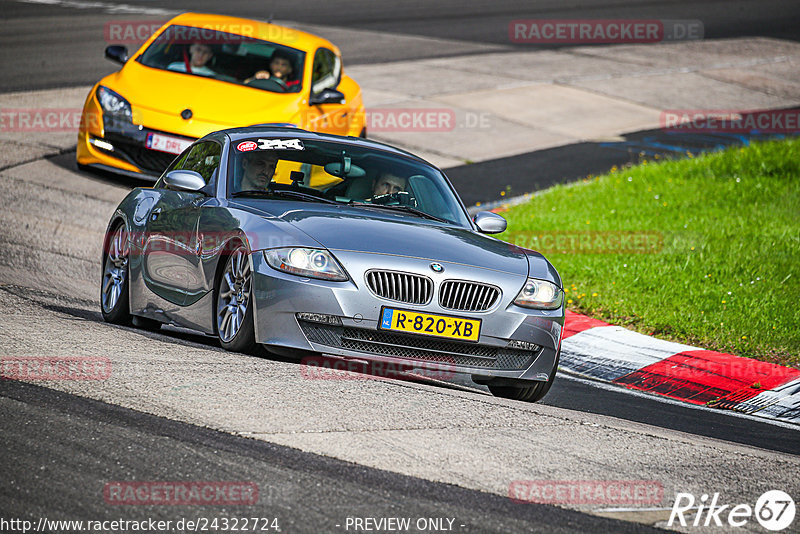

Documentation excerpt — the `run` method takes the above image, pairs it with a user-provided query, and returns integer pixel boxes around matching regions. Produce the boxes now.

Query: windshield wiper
[232,189,338,204]
[231,190,273,197]
[348,202,449,223]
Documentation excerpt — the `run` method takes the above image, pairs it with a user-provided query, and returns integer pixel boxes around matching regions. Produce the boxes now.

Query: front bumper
[77,88,227,180]
[251,250,564,383]
[77,115,193,180]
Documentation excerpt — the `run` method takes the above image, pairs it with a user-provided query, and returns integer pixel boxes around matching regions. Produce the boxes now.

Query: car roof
[165,12,339,55]
[217,127,428,163]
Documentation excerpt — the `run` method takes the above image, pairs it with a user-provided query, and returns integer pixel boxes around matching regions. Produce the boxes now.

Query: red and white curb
[559,311,800,425]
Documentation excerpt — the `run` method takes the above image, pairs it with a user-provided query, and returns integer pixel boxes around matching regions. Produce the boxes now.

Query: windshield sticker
[236,141,258,152]
[257,138,305,150]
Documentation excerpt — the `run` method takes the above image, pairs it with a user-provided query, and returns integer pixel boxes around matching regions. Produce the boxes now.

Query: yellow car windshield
[138,25,305,94]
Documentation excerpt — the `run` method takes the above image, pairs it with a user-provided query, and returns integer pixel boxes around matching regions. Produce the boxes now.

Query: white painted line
[594,507,674,513]
[12,0,177,15]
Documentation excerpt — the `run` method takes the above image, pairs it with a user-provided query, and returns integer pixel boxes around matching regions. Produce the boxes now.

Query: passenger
[245,49,299,88]
[167,43,216,76]
[239,152,279,191]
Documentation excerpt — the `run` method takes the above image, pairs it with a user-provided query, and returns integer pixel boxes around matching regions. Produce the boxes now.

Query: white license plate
[146,132,192,155]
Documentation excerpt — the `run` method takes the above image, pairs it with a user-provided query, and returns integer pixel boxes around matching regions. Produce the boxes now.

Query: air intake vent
[365,270,433,305]
[439,280,500,312]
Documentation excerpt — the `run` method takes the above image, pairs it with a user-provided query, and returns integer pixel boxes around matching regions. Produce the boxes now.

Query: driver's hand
[253,70,271,79]
[368,192,414,206]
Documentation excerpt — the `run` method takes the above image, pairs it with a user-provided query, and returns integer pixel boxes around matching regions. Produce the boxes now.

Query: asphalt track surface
[2,0,800,94]
[1,379,659,533]
[2,1,800,531]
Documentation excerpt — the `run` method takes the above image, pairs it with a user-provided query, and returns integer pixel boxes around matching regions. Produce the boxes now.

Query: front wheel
[215,246,256,353]
[488,352,559,403]
[100,224,132,324]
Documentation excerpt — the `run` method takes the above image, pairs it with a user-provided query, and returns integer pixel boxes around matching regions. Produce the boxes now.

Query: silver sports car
[101,127,565,402]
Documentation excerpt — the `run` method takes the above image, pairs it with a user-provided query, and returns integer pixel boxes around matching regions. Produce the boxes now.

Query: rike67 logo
[669,490,795,531]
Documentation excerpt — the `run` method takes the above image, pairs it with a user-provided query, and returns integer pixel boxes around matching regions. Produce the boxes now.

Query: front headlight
[96,86,132,121]
[513,278,563,310]
[264,248,348,281]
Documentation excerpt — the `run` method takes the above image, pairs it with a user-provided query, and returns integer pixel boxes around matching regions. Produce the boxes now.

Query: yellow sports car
[77,13,366,180]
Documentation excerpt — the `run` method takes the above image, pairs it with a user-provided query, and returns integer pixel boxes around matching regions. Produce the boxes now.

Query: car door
[306,48,350,135]
[142,141,219,307]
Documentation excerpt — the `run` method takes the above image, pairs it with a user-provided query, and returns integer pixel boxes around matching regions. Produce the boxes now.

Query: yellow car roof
[160,12,340,55]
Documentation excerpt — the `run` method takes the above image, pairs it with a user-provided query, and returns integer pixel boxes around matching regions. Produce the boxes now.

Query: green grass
[496,138,800,367]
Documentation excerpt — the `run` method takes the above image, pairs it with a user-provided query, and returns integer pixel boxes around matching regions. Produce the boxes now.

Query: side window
[155,147,192,188]
[179,141,222,184]
[311,48,341,94]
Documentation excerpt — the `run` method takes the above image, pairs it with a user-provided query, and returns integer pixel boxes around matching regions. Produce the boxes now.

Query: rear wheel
[488,352,560,403]
[100,224,132,324]
[215,246,256,353]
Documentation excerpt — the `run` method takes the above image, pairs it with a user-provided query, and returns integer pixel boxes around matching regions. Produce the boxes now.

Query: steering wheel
[372,191,417,207]
[246,77,288,92]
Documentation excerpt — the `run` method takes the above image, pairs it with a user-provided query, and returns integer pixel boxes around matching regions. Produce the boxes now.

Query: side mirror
[105,45,129,65]
[164,170,206,192]
[473,211,507,234]
[310,88,345,105]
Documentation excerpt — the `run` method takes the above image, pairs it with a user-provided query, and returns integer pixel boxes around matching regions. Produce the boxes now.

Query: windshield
[137,25,305,94]
[228,138,470,226]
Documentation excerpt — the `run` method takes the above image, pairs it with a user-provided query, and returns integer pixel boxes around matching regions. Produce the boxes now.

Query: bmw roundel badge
[430,263,444,273]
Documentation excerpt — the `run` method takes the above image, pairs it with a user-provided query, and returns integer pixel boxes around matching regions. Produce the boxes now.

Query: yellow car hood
[104,61,304,133]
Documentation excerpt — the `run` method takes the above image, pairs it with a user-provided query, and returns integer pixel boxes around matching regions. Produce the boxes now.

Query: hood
[236,201,530,276]
[105,62,303,126]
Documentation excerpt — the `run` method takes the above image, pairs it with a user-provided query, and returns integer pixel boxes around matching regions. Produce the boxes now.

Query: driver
[167,43,216,76]
[239,152,279,191]
[245,49,298,88]
[372,172,407,197]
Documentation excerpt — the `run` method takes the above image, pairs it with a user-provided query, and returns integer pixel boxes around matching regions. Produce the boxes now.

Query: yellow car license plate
[379,307,481,342]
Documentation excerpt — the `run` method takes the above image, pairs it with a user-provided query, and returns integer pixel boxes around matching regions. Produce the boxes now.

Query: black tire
[214,246,257,353]
[100,223,132,325]
[488,352,560,403]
